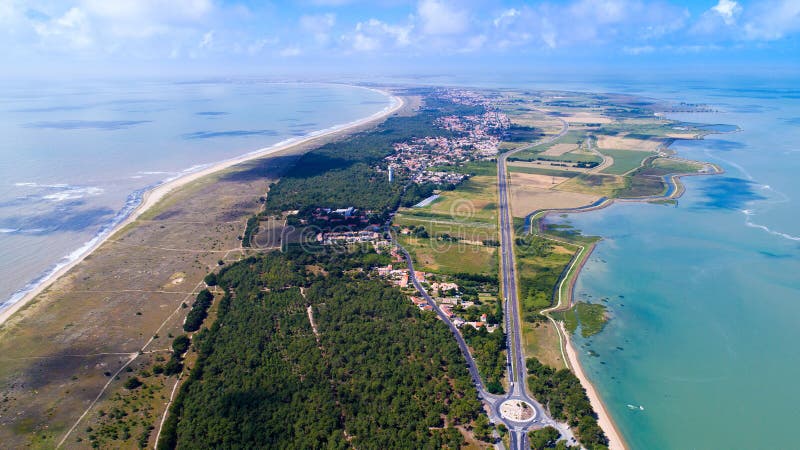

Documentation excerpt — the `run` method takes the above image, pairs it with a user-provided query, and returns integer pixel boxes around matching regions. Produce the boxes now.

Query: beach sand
[562,322,627,450]
[0,90,404,328]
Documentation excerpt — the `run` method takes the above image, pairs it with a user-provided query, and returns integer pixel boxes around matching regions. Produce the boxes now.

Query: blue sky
[1,0,798,79]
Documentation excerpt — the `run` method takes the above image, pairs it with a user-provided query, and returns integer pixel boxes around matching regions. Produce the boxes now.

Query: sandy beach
[561,322,627,450]
[539,162,726,450]
[0,89,404,328]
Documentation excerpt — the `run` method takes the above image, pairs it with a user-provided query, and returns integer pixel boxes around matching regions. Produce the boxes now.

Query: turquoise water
[555,83,800,449]
[0,81,390,311]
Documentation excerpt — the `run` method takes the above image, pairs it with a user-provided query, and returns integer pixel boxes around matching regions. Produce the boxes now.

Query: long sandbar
[0,89,404,328]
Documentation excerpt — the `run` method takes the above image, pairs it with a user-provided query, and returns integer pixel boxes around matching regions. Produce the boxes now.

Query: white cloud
[279,46,302,57]
[493,8,520,27]
[352,32,379,51]
[461,34,487,53]
[33,7,92,49]
[79,0,213,38]
[623,45,655,55]
[247,37,279,55]
[417,0,468,35]
[743,0,800,41]
[494,0,687,50]
[300,13,336,45]
[712,0,741,26]
[199,30,214,49]
[344,18,413,52]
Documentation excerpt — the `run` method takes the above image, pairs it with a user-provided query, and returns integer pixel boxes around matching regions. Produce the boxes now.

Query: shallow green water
[557,84,800,449]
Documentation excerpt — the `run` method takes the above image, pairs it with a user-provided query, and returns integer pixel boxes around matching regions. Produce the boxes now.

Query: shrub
[172,335,191,356]
[124,377,142,390]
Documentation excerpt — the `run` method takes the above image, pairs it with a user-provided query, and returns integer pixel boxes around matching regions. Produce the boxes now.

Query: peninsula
[0,86,720,450]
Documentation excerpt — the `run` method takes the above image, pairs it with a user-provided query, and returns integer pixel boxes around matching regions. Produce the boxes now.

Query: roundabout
[499,399,536,423]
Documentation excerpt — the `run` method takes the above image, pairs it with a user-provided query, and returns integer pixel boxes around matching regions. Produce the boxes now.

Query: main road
[496,117,570,449]
[390,115,571,450]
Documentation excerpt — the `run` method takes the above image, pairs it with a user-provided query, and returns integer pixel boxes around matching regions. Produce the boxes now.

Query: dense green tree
[527,358,609,449]
[183,290,214,332]
[163,357,182,376]
[203,273,217,286]
[171,335,190,356]
[264,94,486,218]
[123,377,142,390]
[461,326,506,393]
[529,426,560,449]
[473,414,493,442]
[159,250,482,449]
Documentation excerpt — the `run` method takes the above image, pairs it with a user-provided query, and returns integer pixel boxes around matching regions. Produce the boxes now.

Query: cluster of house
[373,264,496,332]
[317,230,380,244]
[431,283,497,333]
[374,264,426,289]
[379,90,511,187]
[436,89,496,108]
[385,137,472,185]
[435,111,511,154]
[309,207,371,223]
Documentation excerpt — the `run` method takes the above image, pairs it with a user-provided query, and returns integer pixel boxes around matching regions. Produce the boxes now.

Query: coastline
[535,161,725,450]
[0,88,404,328]
[561,321,626,450]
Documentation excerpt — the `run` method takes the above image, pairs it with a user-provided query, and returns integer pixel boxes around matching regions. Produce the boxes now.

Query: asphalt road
[496,118,570,449]
[389,116,572,450]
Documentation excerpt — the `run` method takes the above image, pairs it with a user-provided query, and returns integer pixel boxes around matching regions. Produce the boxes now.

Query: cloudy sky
[1,0,798,78]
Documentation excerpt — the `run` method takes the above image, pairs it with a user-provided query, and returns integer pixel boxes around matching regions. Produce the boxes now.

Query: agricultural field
[507,164,581,178]
[556,173,626,197]
[598,149,655,175]
[508,172,600,218]
[647,157,707,174]
[394,161,500,275]
[424,175,498,223]
[397,234,497,275]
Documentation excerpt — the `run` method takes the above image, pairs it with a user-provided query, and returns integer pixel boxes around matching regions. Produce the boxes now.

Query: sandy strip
[0,89,404,327]
[561,323,626,449]
[538,162,727,450]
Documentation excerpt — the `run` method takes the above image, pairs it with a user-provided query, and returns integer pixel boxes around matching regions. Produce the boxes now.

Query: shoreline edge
[0,87,404,328]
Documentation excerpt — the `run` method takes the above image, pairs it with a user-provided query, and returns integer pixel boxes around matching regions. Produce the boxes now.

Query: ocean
[0,80,391,312]
[548,80,800,449]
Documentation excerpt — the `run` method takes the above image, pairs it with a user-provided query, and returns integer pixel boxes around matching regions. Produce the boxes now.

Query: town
[382,89,510,186]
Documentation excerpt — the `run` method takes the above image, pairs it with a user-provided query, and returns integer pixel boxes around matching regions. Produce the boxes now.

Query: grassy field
[394,214,497,241]
[615,174,667,198]
[598,149,655,175]
[507,165,580,178]
[556,173,626,197]
[394,165,500,255]
[398,235,497,275]
[522,321,566,369]
[537,151,603,164]
[597,120,703,139]
[427,175,498,223]
[651,157,705,173]
[515,237,577,322]
[431,160,497,177]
